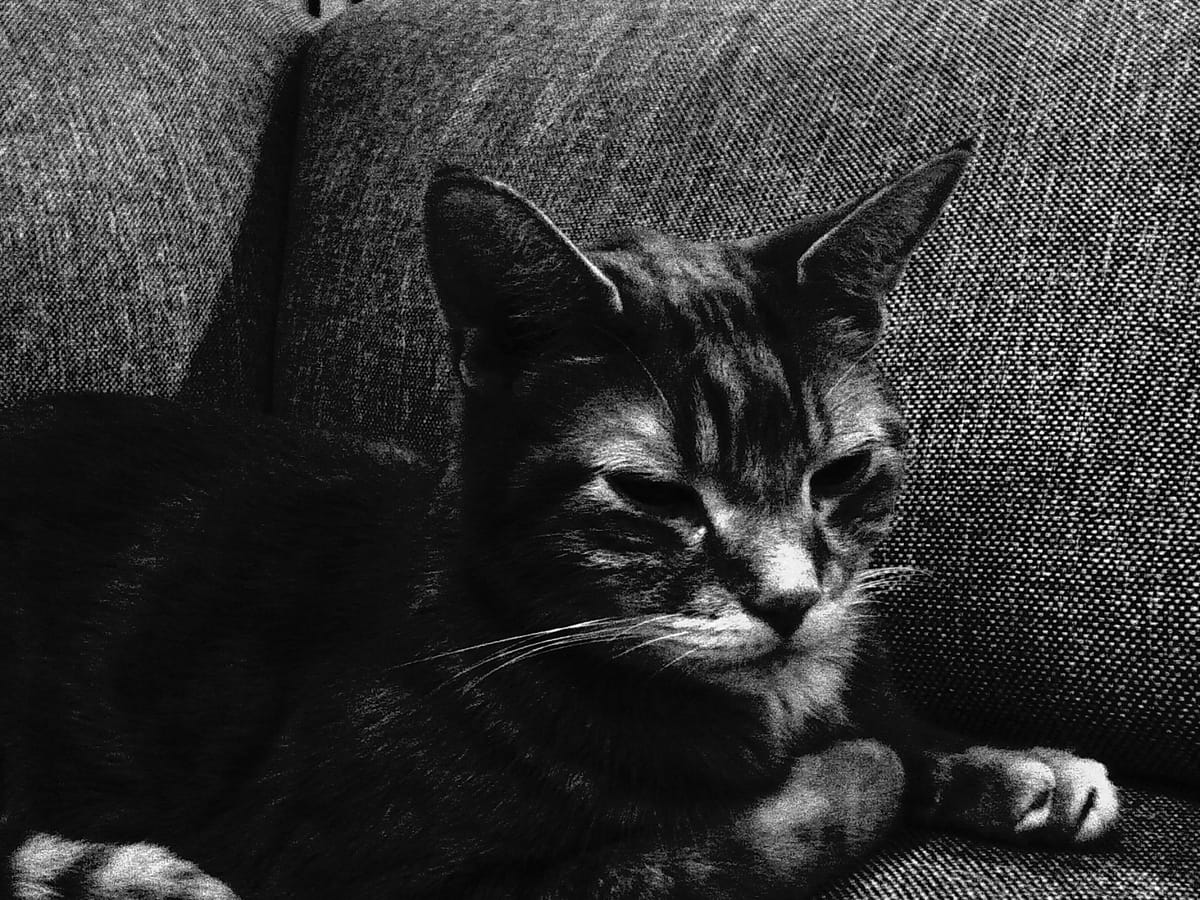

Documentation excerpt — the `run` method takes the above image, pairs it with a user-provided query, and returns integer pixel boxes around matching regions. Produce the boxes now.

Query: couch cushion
[0,0,315,409]
[817,782,1200,900]
[277,0,1199,788]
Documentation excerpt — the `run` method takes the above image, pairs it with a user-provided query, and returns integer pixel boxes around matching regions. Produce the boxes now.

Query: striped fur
[3,146,1113,900]
[10,834,237,900]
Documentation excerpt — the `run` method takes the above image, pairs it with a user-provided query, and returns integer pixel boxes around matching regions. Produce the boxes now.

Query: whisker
[610,632,682,660]
[449,626,638,683]
[440,633,622,695]
[651,646,703,680]
[855,565,930,583]
[458,632,627,693]
[849,565,934,601]
[401,616,652,666]
[838,599,878,615]
[853,579,908,594]
[454,615,679,693]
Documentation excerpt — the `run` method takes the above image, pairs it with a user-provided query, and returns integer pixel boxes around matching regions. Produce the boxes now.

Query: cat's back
[0,392,439,623]
[0,393,441,834]
[0,391,435,495]
[0,392,437,565]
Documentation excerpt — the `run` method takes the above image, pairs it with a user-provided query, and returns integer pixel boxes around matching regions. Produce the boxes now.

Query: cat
[0,141,1119,900]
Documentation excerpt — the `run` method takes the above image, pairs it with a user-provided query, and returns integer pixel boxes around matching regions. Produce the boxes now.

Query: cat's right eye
[605,473,702,519]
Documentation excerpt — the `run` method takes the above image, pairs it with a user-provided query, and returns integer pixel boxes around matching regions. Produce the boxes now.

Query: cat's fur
[0,143,1118,900]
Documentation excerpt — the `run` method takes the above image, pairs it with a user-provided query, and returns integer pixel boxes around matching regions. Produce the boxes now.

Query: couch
[2,0,1197,896]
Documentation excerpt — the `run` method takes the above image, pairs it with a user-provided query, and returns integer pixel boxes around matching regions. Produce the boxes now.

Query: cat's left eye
[606,473,702,519]
[809,450,873,497]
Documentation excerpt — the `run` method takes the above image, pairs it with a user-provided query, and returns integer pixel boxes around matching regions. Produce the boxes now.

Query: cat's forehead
[587,227,765,334]
[575,227,899,482]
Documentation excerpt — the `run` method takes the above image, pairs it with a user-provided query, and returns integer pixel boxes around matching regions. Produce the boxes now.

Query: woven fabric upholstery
[0,0,314,410]
[818,783,1200,899]
[279,0,1200,792]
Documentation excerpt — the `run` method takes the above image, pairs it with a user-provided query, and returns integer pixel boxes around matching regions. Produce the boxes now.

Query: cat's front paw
[741,738,905,880]
[10,833,240,900]
[915,745,1119,846]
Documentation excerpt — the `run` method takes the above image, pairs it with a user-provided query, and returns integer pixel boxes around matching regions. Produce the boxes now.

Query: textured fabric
[817,782,1200,899]
[0,0,315,410]
[278,0,1200,790]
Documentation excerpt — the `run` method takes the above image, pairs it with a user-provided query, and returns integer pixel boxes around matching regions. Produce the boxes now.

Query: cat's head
[424,145,971,704]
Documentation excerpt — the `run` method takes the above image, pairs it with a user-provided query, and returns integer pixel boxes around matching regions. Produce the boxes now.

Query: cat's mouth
[619,603,843,673]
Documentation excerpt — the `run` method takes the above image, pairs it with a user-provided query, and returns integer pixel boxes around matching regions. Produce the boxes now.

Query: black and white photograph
[0,1,1196,897]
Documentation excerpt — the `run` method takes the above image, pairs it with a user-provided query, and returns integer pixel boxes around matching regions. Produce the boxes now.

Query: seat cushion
[817,782,1200,899]
[277,0,1199,790]
[0,0,315,409]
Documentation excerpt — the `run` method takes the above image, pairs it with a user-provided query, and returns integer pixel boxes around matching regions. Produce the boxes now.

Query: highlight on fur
[10,834,238,900]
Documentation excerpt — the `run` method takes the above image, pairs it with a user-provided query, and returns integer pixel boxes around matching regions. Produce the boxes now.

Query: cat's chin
[687,643,821,681]
[622,624,805,676]
[645,632,852,739]
[617,600,858,706]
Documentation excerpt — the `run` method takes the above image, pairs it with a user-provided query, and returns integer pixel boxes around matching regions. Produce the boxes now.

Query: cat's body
[0,395,894,898]
[1,145,1118,900]
[1,396,439,893]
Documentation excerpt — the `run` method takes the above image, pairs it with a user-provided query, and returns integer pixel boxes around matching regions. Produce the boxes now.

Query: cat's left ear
[746,139,975,339]
[425,167,622,390]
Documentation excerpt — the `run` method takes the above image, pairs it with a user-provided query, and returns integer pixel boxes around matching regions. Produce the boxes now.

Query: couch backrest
[277,0,1200,787]
[0,0,314,410]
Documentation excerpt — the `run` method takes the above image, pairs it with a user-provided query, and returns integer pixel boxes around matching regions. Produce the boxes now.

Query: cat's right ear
[424,167,622,391]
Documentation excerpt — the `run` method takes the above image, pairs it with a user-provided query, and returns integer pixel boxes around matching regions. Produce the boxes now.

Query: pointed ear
[757,139,975,340]
[424,166,621,389]
[735,199,861,265]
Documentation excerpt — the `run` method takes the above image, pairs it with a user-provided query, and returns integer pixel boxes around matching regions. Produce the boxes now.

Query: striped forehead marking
[684,339,807,486]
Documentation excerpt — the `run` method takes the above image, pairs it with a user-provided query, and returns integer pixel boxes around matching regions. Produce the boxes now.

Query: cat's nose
[742,588,820,642]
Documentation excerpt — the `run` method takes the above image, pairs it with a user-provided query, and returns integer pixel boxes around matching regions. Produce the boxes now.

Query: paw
[917,745,1119,846]
[11,833,240,900]
[746,739,905,865]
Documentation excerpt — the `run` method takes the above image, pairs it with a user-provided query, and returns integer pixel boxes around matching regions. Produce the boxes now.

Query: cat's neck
[427,553,800,801]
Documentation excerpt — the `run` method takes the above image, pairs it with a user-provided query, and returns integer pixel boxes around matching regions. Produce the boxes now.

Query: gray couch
[2,0,1197,896]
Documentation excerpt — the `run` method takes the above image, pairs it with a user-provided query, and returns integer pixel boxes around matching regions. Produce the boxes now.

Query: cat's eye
[606,473,702,518]
[810,450,873,497]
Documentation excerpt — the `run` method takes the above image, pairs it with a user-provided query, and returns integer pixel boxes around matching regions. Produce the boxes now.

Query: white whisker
[457,633,623,693]
[651,646,703,679]
[448,630,627,683]
[610,632,682,660]
[454,614,679,693]
[855,565,927,582]
[401,616,648,666]
[848,565,933,600]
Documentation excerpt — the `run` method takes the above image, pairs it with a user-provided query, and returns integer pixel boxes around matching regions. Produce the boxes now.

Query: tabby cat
[1,141,1118,899]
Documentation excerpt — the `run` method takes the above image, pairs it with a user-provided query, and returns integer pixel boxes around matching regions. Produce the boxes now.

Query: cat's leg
[908,742,1119,846]
[850,634,1120,847]
[506,738,904,900]
[729,738,905,892]
[7,833,240,900]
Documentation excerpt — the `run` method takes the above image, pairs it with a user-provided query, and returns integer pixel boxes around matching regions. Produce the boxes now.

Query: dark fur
[0,145,1117,900]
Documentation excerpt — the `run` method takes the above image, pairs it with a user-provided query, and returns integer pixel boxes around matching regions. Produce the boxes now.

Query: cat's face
[499,234,905,667]
[425,146,970,703]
